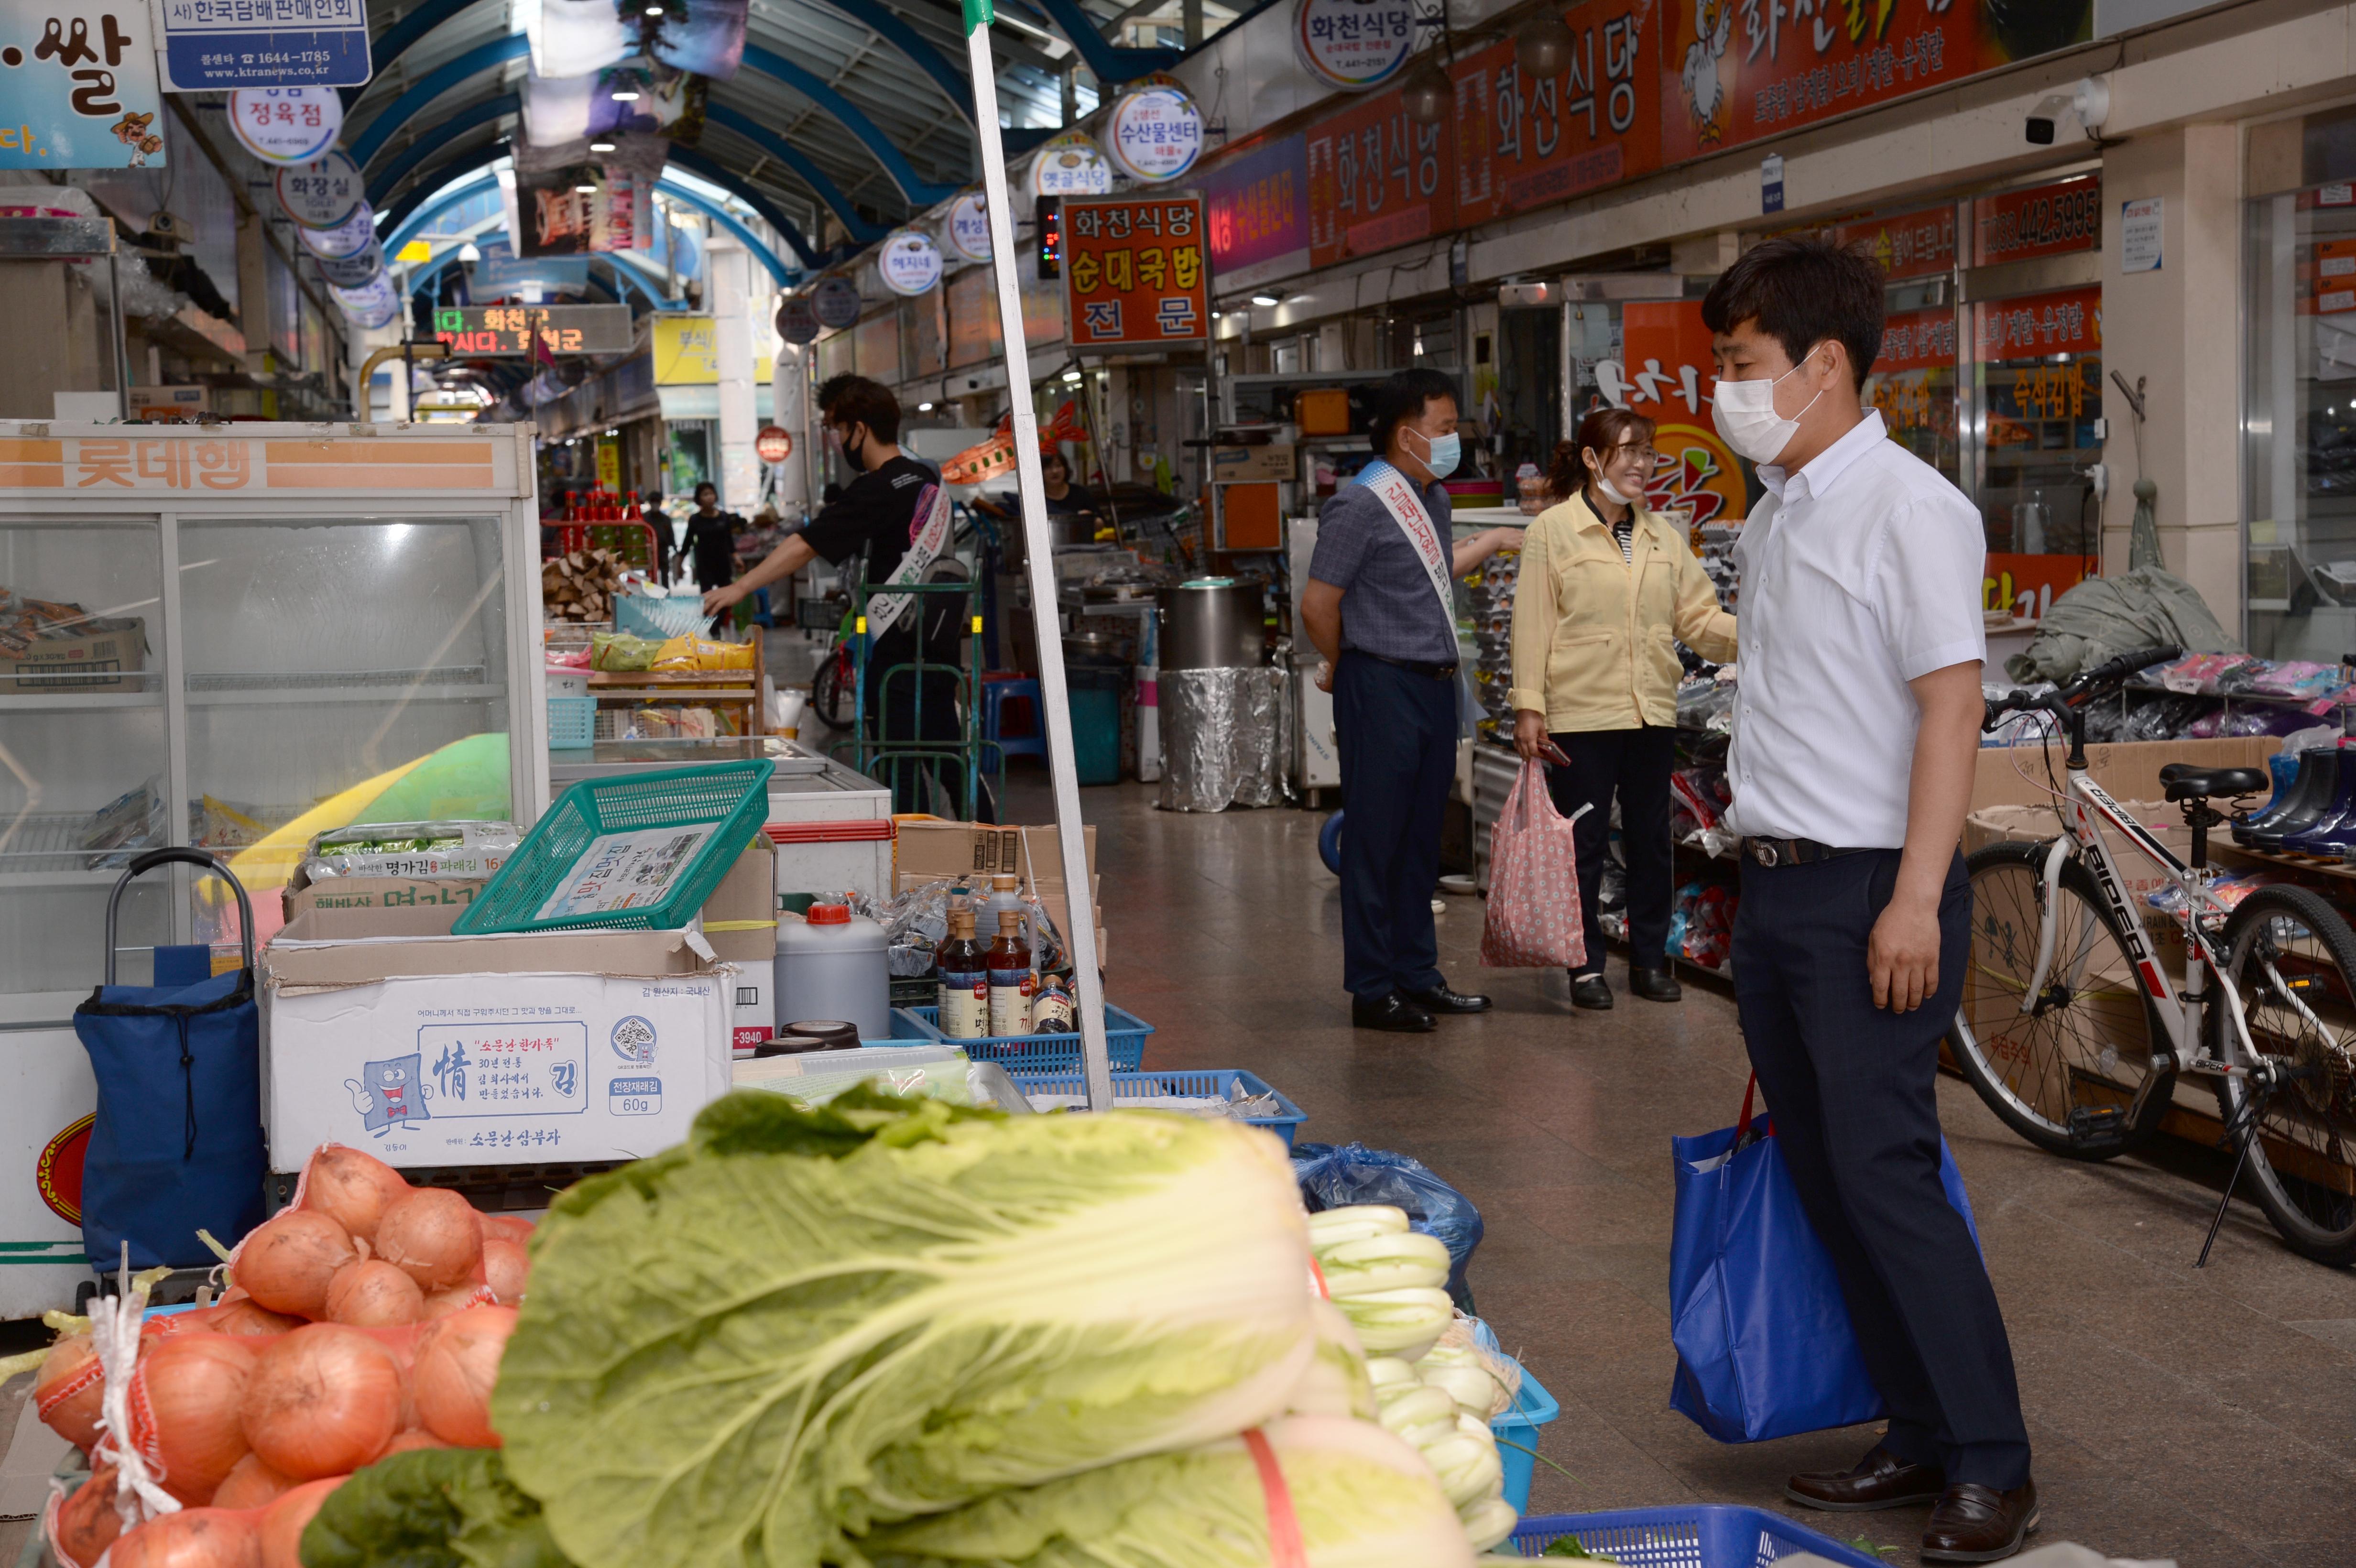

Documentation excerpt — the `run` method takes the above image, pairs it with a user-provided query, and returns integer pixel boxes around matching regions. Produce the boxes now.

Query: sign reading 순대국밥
[1062,195,1210,349]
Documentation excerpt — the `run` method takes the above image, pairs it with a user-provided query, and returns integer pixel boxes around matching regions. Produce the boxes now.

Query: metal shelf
[185,683,508,708]
[0,691,164,712]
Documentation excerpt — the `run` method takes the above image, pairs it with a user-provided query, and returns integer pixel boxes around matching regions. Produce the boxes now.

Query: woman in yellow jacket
[1509,407,1737,1011]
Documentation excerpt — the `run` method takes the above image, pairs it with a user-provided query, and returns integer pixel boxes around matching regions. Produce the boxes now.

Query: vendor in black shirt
[708,374,964,811]
[1040,450,1100,527]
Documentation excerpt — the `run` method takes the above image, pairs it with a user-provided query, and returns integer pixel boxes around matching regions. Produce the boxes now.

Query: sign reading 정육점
[226,86,339,163]
[275,150,362,229]
[1106,84,1204,183]
[877,229,943,296]
[1062,195,1209,349]
[432,305,635,357]
[1291,0,1416,92]
[153,0,372,90]
[0,0,166,170]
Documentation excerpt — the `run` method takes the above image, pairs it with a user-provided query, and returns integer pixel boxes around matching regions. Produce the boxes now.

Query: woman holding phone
[1508,407,1737,1010]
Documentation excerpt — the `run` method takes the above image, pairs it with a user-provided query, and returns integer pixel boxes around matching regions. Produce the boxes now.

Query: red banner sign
[1449,5,1659,228]
[1876,306,1959,373]
[1617,301,1748,527]
[1834,203,1958,282]
[1975,285,2101,361]
[1061,195,1210,348]
[1973,175,2101,267]
[1661,3,2082,164]
[1305,84,1454,269]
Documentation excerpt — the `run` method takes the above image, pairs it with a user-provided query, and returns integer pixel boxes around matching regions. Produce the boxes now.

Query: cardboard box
[1211,443,1296,483]
[894,821,1097,885]
[0,617,145,692]
[282,878,484,928]
[262,921,732,1172]
[1973,737,2275,813]
[1964,800,2191,911]
[703,835,777,1047]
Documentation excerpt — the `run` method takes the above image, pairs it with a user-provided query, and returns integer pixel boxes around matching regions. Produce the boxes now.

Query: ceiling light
[576,183,599,193]
[1061,370,1081,384]
[918,401,934,411]
[611,89,640,102]
[644,2,665,11]
[1251,292,1279,307]
[589,140,616,152]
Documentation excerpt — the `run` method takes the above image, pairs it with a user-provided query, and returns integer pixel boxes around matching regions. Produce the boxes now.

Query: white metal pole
[962,2,1113,1112]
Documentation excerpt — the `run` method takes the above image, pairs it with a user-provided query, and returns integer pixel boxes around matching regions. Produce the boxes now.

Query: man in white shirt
[1705,237,2035,1563]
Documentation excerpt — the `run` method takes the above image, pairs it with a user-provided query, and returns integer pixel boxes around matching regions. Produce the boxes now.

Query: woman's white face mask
[1710,343,1829,466]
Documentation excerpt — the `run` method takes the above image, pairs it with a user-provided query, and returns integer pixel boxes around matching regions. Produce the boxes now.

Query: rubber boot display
[2277,751,2356,852]
[2238,747,2343,849]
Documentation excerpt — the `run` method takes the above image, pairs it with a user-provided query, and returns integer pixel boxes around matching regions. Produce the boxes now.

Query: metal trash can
[1158,666,1288,811]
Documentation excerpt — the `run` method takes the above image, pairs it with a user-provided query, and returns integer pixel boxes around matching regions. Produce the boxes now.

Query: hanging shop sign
[945,189,993,262]
[877,228,944,296]
[1832,202,1957,282]
[654,315,719,383]
[275,150,362,229]
[1291,0,1418,92]
[775,294,821,344]
[226,86,341,163]
[1975,284,2101,363]
[432,305,634,356]
[331,274,401,329]
[1449,9,1660,228]
[0,0,166,170]
[1106,82,1205,183]
[756,426,793,463]
[1611,301,1748,528]
[1305,78,1453,269]
[1029,132,1113,199]
[812,275,862,329]
[1061,194,1209,349]
[1974,175,2102,267]
[295,200,374,259]
[1660,2,2092,165]
[312,240,384,290]
[153,0,372,91]
[1202,132,1308,283]
[1875,306,1960,375]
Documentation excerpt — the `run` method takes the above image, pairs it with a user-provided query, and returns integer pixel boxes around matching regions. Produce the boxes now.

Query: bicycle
[1952,645,2356,1265]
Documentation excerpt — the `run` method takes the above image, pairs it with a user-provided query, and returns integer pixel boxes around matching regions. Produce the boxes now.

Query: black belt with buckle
[1349,650,1460,680]
[1745,837,1872,868]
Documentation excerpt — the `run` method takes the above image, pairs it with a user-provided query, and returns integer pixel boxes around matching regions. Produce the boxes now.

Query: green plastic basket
[452,760,774,935]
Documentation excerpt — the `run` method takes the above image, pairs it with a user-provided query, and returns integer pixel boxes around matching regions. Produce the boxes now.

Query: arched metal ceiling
[349,0,1226,257]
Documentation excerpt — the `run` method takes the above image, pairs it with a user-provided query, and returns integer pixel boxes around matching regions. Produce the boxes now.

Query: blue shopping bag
[72,850,266,1272]
[1668,1078,1981,1444]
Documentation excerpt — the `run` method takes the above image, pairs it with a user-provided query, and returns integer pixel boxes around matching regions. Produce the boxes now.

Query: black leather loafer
[1352,994,1437,1033]
[1570,974,1613,1010]
[1920,1480,2040,1562]
[1403,984,1491,1014]
[1629,968,1682,1003]
[1786,1443,1946,1512]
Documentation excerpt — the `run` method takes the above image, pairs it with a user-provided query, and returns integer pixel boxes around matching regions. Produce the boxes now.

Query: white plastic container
[774,904,889,1040]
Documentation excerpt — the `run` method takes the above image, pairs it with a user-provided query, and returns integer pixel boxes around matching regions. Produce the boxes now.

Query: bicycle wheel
[811,656,852,730]
[1949,840,2171,1159]
[2214,884,2356,1264]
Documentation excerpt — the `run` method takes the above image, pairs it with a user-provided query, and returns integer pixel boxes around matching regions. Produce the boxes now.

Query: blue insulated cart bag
[73,849,266,1270]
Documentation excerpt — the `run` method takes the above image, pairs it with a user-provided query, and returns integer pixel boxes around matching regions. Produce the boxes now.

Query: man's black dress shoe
[1786,1442,1946,1512]
[1629,968,1682,1002]
[1404,984,1491,1014]
[1570,974,1613,1010]
[1352,994,1437,1032]
[1921,1480,2040,1562]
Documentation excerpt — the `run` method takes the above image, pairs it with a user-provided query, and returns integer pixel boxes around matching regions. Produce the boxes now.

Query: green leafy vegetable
[860,1414,1472,1567]
[1541,1537,1617,1560]
[301,1448,574,1568]
[494,1088,1323,1568]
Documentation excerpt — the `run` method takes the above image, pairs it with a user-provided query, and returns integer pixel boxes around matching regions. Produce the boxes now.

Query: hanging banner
[1105,81,1205,183]
[1831,201,1958,281]
[0,0,166,169]
[1612,301,1747,528]
[226,86,340,163]
[523,66,704,147]
[153,0,371,90]
[1973,174,2102,267]
[945,189,992,262]
[1305,79,1453,269]
[1662,1,2092,163]
[275,150,362,228]
[644,0,747,81]
[877,228,944,296]
[1062,194,1209,348]
[1449,6,1658,228]
[1029,131,1112,199]
[1291,0,1418,92]
[812,275,862,329]
[1202,132,1308,284]
[295,201,375,259]
[512,168,645,256]
[775,294,821,344]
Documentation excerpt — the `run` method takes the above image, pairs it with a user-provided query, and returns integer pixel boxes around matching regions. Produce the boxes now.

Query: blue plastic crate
[1008,1067,1306,1146]
[1491,1363,1558,1514]
[893,1002,1153,1070]
[547,694,597,749]
[1506,1506,1888,1567]
[454,761,774,935]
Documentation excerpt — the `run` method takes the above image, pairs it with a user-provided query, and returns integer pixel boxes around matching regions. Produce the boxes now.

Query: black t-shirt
[803,456,945,654]
[684,511,739,587]
[1044,485,1098,517]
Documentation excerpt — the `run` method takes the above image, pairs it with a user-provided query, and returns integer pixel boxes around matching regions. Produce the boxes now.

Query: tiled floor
[1051,778,2356,1567]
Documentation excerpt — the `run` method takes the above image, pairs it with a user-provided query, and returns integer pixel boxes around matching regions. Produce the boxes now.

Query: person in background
[709,375,959,811]
[641,490,672,584]
[1508,408,1736,1010]
[683,482,740,632]
[1040,450,1101,532]
[1300,368,1519,1033]
[1704,236,2033,1561]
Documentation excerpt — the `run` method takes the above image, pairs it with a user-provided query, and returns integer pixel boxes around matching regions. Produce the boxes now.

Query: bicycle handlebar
[2064,645,2181,699]
[1981,645,2181,762]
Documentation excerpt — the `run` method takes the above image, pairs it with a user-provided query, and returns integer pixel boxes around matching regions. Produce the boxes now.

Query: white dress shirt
[1722,409,1987,849]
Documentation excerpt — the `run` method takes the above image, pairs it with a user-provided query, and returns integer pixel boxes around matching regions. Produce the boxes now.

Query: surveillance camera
[2025,77,2108,146]
[2025,114,2057,145]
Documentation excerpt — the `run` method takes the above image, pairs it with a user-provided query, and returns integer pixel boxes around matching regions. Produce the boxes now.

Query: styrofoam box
[262,918,734,1170]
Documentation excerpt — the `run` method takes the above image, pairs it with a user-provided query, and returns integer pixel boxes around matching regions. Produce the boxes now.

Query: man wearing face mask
[1702,238,2032,1561]
[1300,368,1518,1033]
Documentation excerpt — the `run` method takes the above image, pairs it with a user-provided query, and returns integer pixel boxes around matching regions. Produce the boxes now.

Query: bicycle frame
[2018,760,2271,1122]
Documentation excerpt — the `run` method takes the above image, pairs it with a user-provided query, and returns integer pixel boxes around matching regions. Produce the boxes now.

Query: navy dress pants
[1333,652,1455,1003]
[1732,848,2032,1489]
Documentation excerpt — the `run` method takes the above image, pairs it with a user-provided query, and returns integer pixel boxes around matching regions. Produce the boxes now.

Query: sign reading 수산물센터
[153,0,372,91]
[0,0,167,169]
[1106,83,1203,183]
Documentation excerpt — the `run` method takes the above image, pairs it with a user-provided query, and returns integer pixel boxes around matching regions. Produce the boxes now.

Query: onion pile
[129,1333,259,1505]
[88,1473,346,1568]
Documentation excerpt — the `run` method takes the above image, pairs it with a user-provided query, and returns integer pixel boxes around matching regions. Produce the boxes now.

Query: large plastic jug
[774,904,889,1040]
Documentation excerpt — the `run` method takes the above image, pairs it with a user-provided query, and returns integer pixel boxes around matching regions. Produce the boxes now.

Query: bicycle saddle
[2160,763,2267,801]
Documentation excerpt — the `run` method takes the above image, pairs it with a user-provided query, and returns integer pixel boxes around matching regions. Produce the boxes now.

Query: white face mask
[1710,345,1828,466]
[1591,476,1637,507]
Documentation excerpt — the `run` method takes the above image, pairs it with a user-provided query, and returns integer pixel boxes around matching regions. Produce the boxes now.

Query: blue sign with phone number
[155,0,370,89]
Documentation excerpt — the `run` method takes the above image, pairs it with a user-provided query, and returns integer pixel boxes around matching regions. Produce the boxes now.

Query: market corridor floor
[1050,780,2356,1568]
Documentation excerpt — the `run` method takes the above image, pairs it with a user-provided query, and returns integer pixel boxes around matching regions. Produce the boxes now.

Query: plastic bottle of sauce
[987,910,1033,1037]
[937,908,988,1039]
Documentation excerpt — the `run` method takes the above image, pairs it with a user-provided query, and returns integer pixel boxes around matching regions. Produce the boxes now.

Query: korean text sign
[1201,132,1307,278]
[0,0,165,168]
[1450,5,1657,226]
[1062,195,1209,348]
[1305,81,1453,269]
[152,0,372,90]
[1613,302,1750,528]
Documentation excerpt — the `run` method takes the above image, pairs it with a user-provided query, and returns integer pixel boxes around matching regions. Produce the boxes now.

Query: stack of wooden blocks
[542,549,625,622]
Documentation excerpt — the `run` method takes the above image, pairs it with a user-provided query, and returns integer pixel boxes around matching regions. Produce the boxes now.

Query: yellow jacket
[1507,492,1738,732]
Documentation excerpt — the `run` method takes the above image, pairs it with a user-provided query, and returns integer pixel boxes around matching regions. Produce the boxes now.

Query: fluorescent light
[644,2,664,11]
[1061,370,1081,383]
[589,141,616,152]
[611,89,640,101]
[576,183,598,192]
[1251,292,1279,307]
[918,401,934,411]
